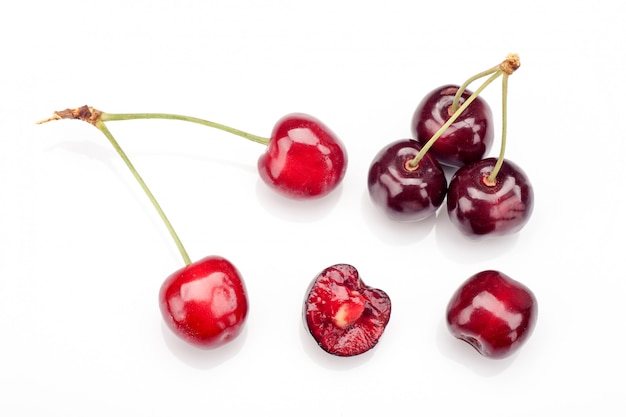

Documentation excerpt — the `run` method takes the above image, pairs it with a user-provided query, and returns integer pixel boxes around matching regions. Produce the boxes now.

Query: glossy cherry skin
[447,158,534,238]
[411,85,494,167]
[258,113,347,199]
[446,270,538,359]
[304,264,392,357]
[368,139,447,222]
[159,256,248,348]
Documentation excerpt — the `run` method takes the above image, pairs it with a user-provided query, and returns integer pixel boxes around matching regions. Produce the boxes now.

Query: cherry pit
[38,53,537,360]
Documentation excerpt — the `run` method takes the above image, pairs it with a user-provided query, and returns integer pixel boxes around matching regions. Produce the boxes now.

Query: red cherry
[368,139,447,222]
[159,256,249,348]
[446,270,538,359]
[411,85,494,167]
[304,264,392,356]
[447,157,534,238]
[258,113,347,199]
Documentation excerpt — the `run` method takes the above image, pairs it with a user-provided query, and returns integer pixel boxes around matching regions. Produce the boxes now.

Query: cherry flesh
[258,113,347,199]
[447,158,534,238]
[411,85,494,167]
[368,139,447,222]
[159,256,249,348]
[446,270,538,359]
[304,264,392,356]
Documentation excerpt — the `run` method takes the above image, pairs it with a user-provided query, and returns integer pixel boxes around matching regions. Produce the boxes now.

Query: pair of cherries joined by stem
[368,53,534,238]
[38,107,348,349]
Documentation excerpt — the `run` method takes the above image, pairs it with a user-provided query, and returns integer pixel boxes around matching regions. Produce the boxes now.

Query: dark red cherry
[446,270,538,359]
[368,139,447,222]
[257,113,347,199]
[304,264,392,357]
[159,256,249,348]
[411,85,494,167]
[447,158,533,237]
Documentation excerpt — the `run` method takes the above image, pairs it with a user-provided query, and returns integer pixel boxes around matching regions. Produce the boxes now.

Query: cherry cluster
[38,54,537,360]
[368,53,534,238]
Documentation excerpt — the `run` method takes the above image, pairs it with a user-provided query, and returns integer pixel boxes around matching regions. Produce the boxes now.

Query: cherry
[258,113,347,198]
[37,106,249,348]
[159,256,248,348]
[304,264,392,357]
[411,84,494,167]
[446,270,538,359]
[367,139,447,222]
[40,107,347,199]
[447,157,534,237]
[435,54,534,237]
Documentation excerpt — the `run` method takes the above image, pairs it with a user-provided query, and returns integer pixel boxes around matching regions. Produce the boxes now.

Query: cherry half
[304,264,392,356]
[159,256,248,348]
[446,270,538,359]
[368,139,447,222]
[447,157,534,238]
[258,113,347,199]
[411,84,494,167]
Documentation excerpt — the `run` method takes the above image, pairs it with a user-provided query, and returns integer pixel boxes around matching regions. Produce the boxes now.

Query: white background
[1,1,624,415]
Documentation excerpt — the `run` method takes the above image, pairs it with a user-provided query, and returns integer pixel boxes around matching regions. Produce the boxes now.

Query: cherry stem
[451,66,500,114]
[94,120,192,266]
[486,74,509,185]
[37,106,192,266]
[100,112,271,146]
[407,70,502,169]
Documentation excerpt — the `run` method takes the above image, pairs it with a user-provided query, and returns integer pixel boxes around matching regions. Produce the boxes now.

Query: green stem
[100,112,271,146]
[94,119,192,266]
[407,70,503,169]
[486,74,509,185]
[451,66,500,113]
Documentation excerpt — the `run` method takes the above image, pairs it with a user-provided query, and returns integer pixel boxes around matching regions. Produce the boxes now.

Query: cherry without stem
[446,270,538,359]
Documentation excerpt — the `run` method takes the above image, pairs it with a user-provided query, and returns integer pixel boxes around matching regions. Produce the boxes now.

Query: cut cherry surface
[159,256,249,348]
[304,264,391,356]
[411,85,494,167]
[447,157,534,238]
[446,270,538,359]
[368,139,447,222]
[258,113,347,199]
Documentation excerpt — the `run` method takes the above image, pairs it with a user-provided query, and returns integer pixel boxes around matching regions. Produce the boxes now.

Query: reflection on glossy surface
[411,85,494,167]
[447,158,534,237]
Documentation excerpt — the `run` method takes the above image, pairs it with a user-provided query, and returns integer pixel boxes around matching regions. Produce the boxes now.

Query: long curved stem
[407,70,503,169]
[95,119,192,266]
[100,112,271,146]
[486,74,509,185]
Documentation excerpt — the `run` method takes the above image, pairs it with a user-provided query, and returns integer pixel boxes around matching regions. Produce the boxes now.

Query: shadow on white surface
[161,322,248,370]
[360,190,437,245]
[434,208,520,263]
[435,317,518,377]
[255,178,344,223]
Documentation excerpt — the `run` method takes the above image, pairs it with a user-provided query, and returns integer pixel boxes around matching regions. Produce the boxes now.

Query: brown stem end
[36,105,103,126]
[499,53,520,75]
